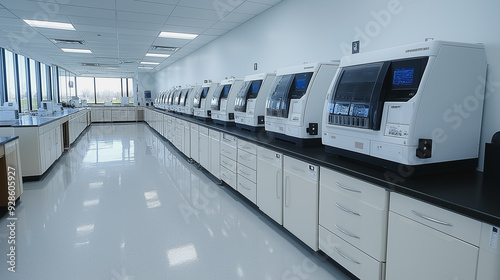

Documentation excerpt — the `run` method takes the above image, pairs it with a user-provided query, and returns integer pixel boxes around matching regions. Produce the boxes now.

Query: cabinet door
[257,147,283,225]
[386,212,479,280]
[283,156,319,250]
[199,131,209,170]
[127,109,136,121]
[55,126,62,157]
[183,123,190,157]
[4,140,23,202]
[209,131,220,179]
[44,131,52,172]
[190,126,199,162]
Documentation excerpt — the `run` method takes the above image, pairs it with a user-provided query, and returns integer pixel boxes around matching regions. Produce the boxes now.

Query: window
[41,63,49,101]
[95,78,121,104]
[4,50,17,104]
[17,55,29,112]
[77,77,96,104]
[59,68,67,103]
[29,59,39,110]
[127,79,133,104]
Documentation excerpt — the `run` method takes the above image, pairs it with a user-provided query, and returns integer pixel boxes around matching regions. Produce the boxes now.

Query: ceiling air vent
[51,38,85,45]
[151,45,178,52]
[80,63,100,67]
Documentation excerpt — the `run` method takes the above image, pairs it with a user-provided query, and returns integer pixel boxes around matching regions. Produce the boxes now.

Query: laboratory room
[0,0,499,279]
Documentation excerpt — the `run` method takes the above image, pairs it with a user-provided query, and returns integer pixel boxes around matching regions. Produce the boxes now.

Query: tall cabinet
[283,156,319,250]
[257,146,283,225]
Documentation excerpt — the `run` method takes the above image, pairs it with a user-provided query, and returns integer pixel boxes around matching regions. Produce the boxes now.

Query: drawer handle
[336,182,361,193]
[240,169,251,177]
[275,170,281,199]
[239,183,251,191]
[285,176,290,207]
[290,165,305,173]
[222,160,233,167]
[261,154,274,160]
[411,210,453,227]
[222,138,232,143]
[335,224,360,239]
[335,203,361,217]
[334,247,361,265]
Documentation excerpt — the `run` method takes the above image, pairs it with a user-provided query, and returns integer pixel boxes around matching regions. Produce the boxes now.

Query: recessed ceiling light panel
[159,32,198,40]
[24,19,75,30]
[146,53,171,58]
[140,62,160,65]
[62,48,92,54]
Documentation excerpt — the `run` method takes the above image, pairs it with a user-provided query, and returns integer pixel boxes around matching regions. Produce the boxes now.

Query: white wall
[155,0,500,170]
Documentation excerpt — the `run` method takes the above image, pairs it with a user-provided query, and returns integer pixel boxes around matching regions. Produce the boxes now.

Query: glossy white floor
[0,123,352,280]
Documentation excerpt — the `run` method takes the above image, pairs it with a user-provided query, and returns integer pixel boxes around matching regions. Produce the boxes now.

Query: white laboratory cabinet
[190,124,199,163]
[386,192,481,280]
[0,139,24,206]
[209,129,221,180]
[220,133,237,189]
[236,140,257,204]
[91,107,104,122]
[283,155,319,250]
[256,146,283,225]
[182,120,190,158]
[199,127,210,171]
[318,167,389,280]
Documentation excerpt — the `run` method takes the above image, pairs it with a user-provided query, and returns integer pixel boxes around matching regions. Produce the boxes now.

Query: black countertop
[0,108,87,127]
[148,108,500,226]
[0,136,19,146]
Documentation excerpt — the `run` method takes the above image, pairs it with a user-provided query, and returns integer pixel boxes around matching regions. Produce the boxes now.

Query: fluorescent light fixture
[146,53,171,58]
[159,31,198,40]
[140,61,160,65]
[24,19,75,30]
[62,48,92,54]
[138,67,154,70]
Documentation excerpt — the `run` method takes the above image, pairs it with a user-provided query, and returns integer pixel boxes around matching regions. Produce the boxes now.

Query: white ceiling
[0,0,282,77]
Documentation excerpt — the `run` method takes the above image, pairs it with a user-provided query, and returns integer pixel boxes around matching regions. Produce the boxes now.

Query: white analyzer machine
[210,77,244,126]
[234,72,276,131]
[265,61,339,146]
[322,40,487,172]
[180,85,200,115]
[193,80,219,121]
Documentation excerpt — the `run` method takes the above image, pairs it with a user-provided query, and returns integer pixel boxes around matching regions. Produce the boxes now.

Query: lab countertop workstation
[2,0,500,279]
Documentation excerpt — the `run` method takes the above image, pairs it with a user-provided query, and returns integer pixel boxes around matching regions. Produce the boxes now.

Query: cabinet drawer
[237,175,257,204]
[237,164,256,183]
[221,133,237,148]
[221,155,237,173]
[237,150,256,169]
[209,129,220,140]
[221,166,236,190]
[284,156,318,183]
[319,226,385,280]
[198,126,208,135]
[320,181,388,261]
[390,192,481,246]
[257,146,282,167]
[238,139,256,155]
[220,142,237,161]
[320,167,388,208]
[191,124,198,132]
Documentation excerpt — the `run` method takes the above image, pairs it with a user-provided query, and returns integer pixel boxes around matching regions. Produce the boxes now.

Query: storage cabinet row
[144,108,500,280]
[0,109,91,178]
[90,106,142,122]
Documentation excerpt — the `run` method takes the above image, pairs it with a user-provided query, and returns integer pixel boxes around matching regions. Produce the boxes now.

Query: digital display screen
[393,68,414,86]
[296,78,306,90]
[333,103,350,115]
[252,84,260,93]
[350,104,370,117]
[221,85,231,99]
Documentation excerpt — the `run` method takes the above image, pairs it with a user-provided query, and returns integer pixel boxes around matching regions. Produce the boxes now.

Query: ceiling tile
[165,16,217,28]
[202,28,229,36]
[210,21,241,30]
[221,12,254,23]
[232,1,271,15]
[117,11,168,24]
[116,21,163,31]
[170,6,220,21]
[62,5,116,19]
[116,0,176,15]
[68,16,116,27]
[58,0,117,10]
